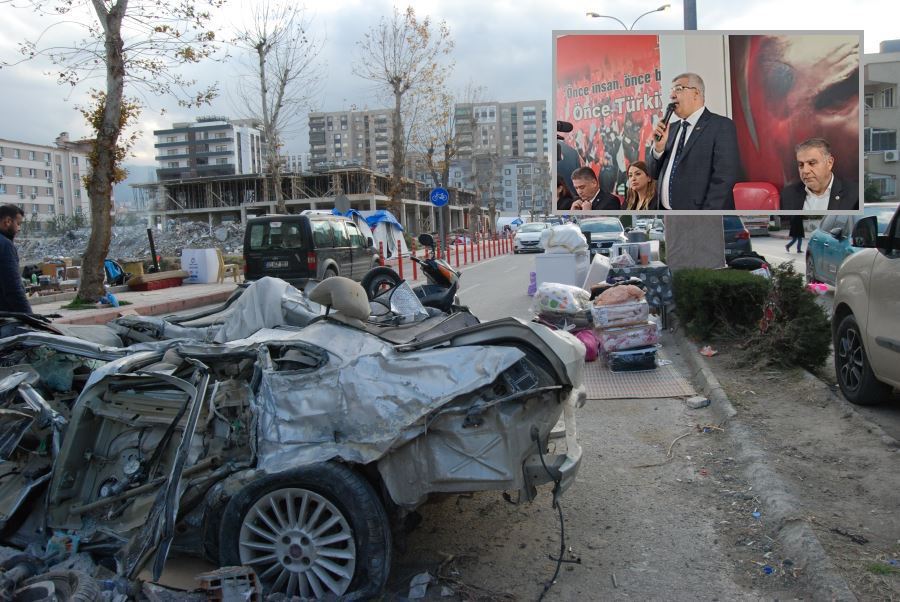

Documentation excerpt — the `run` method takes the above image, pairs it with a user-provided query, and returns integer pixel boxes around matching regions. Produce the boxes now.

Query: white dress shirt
[654,106,705,210]
[803,174,834,211]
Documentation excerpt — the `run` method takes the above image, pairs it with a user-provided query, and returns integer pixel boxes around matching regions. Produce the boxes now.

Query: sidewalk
[33,282,240,325]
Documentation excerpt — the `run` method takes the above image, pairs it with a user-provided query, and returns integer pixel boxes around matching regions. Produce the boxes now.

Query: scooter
[361,233,464,314]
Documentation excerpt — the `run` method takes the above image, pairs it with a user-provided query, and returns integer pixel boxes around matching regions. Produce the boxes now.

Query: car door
[865,211,900,386]
[345,221,374,279]
[822,215,852,284]
[807,215,834,280]
[329,220,353,277]
[311,219,335,279]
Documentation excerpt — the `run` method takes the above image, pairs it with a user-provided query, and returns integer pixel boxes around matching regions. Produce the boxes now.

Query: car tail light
[736,229,750,240]
[307,251,317,272]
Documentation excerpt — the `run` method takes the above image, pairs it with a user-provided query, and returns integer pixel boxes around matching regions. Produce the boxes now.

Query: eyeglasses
[671,85,698,94]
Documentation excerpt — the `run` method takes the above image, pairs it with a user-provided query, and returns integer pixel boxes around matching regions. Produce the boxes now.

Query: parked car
[647,218,665,241]
[806,202,899,285]
[243,214,377,288]
[832,203,900,405]
[723,216,753,258]
[740,215,771,236]
[579,217,627,256]
[513,222,550,253]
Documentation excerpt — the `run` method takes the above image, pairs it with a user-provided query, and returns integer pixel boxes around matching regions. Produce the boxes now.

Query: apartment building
[0,132,90,228]
[864,40,900,200]
[454,100,549,160]
[154,116,265,181]
[308,109,394,173]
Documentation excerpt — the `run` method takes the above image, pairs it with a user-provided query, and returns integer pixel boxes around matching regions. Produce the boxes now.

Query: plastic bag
[594,284,646,306]
[541,224,588,254]
[596,321,659,352]
[591,299,649,328]
[533,282,591,315]
[607,346,658,372]
[574,329,600,362]
[610,253,636,268]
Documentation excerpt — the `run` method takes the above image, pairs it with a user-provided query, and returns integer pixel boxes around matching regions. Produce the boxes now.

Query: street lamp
[586,4,670,30]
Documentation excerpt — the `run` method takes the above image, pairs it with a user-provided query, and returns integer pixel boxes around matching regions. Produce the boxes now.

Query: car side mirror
[829,227,845,241]
[850,216,877,248]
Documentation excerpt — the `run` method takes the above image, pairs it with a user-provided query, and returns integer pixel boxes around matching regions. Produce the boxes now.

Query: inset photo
[553,31,863,215]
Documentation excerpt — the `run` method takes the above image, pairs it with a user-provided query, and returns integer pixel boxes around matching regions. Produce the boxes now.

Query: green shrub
[745,262,831,370]
[673,268,770,339]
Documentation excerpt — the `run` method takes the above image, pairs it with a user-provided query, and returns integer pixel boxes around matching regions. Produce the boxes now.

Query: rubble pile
[18,221,246,264]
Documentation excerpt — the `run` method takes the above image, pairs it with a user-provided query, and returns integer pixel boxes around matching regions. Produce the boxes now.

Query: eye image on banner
[553,31,862,214]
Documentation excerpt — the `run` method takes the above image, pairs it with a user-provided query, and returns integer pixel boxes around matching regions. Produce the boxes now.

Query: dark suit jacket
[646,108,741,210]
[779,176,859,211]
[590,190,621,210]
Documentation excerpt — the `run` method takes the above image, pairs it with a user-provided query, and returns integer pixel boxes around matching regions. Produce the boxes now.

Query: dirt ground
[705,341,900,601]
[385,339,899,601]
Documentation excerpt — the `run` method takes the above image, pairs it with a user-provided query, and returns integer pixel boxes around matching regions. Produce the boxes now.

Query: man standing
[780,138,858,211]
[648,73,741,210]
[570,166,620,210]
[0,204,32,314]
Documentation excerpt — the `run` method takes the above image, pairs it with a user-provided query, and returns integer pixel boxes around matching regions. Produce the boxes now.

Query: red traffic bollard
[411,240,418,280]
[397,238,404,280]
[455,239,460,267]
[378,241,385,266]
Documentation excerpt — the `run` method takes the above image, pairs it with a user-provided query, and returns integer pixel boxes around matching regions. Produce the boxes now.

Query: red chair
[733,182,780,211]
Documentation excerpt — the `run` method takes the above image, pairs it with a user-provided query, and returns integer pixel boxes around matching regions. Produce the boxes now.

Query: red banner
[556,35,663,196]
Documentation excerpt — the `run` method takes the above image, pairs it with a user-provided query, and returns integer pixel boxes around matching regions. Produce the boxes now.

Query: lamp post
[586,4,670,29]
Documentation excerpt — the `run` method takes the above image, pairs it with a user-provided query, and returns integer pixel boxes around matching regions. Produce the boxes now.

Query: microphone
[557,120,574,133]
[654,103,676,141]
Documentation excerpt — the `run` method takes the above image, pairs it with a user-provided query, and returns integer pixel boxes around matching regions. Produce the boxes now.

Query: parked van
[243,214,377,288]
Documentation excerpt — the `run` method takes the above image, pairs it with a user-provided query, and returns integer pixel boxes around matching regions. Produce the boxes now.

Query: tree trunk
[78,1,127,303]
[390,87,404,213]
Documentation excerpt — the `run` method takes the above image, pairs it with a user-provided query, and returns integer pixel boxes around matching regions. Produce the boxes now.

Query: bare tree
[233,1,323,213]
[354,5,453,212]
[2,0,224,302]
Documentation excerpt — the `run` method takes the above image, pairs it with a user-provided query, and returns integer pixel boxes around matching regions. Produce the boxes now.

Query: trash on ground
[699,345,717,357]
[686,396,711,409]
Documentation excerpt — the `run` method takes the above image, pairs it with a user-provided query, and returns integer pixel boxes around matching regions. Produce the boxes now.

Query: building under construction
[131,167,488,234]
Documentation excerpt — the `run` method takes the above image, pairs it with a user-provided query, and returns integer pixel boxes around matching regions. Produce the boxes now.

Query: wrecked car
[0,277,584,599]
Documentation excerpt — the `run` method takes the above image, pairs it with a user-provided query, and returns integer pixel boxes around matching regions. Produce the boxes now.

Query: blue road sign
[430,187,449,207]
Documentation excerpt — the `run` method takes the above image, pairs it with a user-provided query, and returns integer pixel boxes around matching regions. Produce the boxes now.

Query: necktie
[667,121,690,206]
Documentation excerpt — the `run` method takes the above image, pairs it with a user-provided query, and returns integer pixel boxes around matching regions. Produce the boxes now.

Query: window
[31,186,38,194]
[15,167,21,177]
[865,94,875,109]
[216,158,228,165]
[44,170,52,179]
[215,145,227,152]
[16,185,24,197]
[14,149,21,159]
[215,132,226,139]
[864,128,898,153]
[346,222,365,248]
[28,168,36,177]
[168,161,179,168]
[75,206,82,215]
[312,220,332,247]
[883,87,895,108]
[58,182,63,189]
[331,221,350,247]
[74,190,81,198]
[166,136,176,142]
[72,156,78,165]
[869,174,897,198]
[45,187,52,195]
[28,151,35,160]
[167,149,178,155]
[0,184,5,194]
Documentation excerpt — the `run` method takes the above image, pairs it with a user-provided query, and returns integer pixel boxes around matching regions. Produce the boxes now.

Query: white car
[513,222,550,253]
[832,204,900,405]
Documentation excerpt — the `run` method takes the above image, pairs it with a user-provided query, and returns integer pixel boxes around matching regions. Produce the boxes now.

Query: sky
[0,0,896,169]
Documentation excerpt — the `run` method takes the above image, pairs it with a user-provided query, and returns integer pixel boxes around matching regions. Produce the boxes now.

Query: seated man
[570,166,620,211]
[781,138,858,211]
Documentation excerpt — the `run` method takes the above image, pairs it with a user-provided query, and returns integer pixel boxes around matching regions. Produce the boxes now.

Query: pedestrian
[786,215,805,253]
[0,204,33,314]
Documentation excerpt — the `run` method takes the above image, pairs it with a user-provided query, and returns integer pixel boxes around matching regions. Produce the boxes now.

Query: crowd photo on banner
[554,32,862,214]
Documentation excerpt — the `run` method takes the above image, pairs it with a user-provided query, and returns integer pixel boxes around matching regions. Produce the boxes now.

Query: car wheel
[835,314,892,406]
[805,255,818,284]
[323,267,338,279]
[361,266,402,300]
[16,570,101,602]
[218,463,391,599]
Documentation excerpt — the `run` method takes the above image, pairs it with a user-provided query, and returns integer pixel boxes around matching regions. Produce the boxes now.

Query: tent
[359,210,409,259]
[330,209,409,259]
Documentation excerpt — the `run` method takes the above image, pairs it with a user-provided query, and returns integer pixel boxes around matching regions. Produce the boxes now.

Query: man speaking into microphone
[647,73,741,210]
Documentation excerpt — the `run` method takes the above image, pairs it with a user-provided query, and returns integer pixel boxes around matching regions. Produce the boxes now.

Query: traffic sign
[430,187,449,207]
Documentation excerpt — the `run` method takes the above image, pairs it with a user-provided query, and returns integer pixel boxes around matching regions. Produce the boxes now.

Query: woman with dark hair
[623,161,659,211]
[556,177,576,211]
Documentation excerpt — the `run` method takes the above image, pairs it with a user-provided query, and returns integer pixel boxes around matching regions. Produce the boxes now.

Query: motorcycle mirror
[418,233,435,248]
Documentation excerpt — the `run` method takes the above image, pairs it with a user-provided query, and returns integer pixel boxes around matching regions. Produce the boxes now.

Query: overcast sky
[0,0,894,166]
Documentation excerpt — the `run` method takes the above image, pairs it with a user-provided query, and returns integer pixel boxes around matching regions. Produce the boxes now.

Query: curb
[54,290,234,325]
[672,330,858,602]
